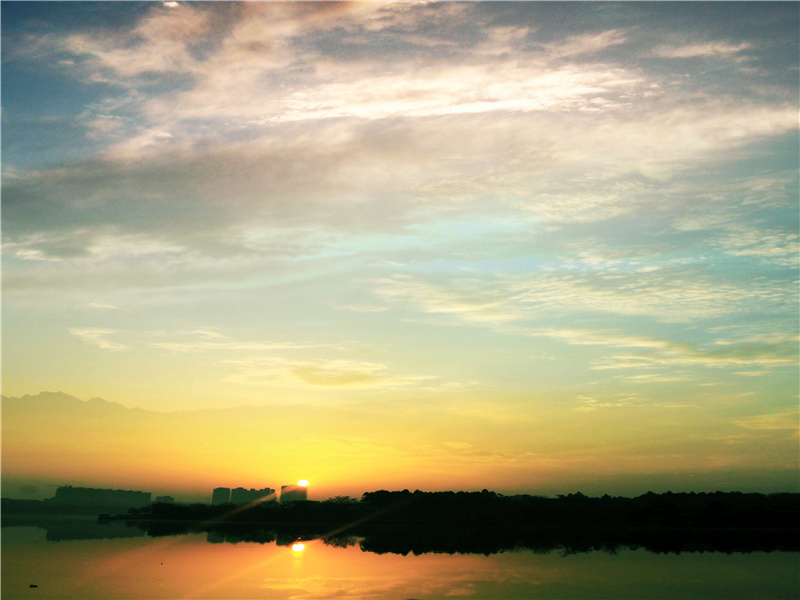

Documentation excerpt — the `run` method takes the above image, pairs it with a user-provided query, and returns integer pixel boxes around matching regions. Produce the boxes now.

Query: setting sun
[292,543,305,552]
[297,480,309,487]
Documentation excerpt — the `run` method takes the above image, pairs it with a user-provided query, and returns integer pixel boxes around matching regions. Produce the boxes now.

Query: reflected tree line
[123,490,799,556]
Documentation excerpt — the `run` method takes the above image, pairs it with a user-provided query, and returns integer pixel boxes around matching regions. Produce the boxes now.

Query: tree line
[124,488,799,531]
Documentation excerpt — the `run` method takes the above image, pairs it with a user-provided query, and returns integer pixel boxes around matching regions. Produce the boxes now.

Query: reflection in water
[131,517,799,557]
[2,515,148,542]
[2,521,799,600]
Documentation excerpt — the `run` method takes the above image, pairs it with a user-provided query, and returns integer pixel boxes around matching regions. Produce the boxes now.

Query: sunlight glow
[292,543,305,552]
[297,480,309,487]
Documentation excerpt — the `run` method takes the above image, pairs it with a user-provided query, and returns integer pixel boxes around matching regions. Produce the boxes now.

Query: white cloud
[65,5,211,78]
[711,226,799,267]
[572,393,652,411]
[7,3,795,248]
[87,233,187,259]
[652,42,752,59]
[89,301,119,310]
[151,339,327,353]
[69,327,127,350]
[14,249,51,262]
[374,274,515,328]
[543,29,628,58]
[539,328,798,370]
[222,355,434,390]
[375,268,788,327]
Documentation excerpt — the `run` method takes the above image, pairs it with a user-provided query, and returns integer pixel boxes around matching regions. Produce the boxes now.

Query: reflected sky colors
[1,2,798,499]
[2,528,799,600]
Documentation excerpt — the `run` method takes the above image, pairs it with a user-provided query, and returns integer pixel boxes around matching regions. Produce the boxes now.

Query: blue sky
[2,2,798,497]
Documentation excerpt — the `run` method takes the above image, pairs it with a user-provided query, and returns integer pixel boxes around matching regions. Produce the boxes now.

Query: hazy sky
[2,2,798,500]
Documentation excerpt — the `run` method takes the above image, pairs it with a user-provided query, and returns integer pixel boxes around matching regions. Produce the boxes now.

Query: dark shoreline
[5,490,799,555]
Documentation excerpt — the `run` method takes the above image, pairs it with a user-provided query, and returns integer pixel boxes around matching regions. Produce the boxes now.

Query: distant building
[53,486,151,508]
[258,487,277,503]
[230,487,275,505]
[280,484,308,503]
[154,495,175,504]
[230,487,249,504]
[211,487,231,505]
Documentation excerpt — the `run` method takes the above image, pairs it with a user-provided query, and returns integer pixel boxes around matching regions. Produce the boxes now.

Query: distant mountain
[2,391,85,406]
[2,391,137,412]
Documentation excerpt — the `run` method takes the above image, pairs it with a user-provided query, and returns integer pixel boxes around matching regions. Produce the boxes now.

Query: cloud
[69,327,127,350]
[64,5,212,79]
[373,274,512,327]
[122,329,433,391]
[291,362,387,387]
[613,373,690,384]
[443,442,473,450]
[89,301,119,310]
[66,327,336,355]
[541,329,799,370]
[734,411,799,432]
[3,0,796,277]
[222,355,434,391]
[572,393,658,412]
[710,226,799,267]
[374,267,791,327]
[150,336,328,354]
[652,41,752,59]
[543,29,628,58]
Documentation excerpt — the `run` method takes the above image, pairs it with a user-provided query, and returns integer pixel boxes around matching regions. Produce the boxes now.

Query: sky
[2,1,798,502]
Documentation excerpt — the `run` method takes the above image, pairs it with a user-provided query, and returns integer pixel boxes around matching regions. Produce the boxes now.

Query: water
[2,519,798,599]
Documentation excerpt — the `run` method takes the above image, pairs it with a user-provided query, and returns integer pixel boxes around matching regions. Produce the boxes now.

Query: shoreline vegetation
[4,490,799,555]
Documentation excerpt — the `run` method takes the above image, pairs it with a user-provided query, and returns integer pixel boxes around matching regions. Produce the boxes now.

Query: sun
[297,479,309,486]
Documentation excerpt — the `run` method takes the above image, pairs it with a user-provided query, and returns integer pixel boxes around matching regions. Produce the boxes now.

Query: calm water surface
[2,521,798,599]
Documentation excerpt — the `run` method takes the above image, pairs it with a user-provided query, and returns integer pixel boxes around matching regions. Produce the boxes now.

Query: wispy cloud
[529,328,797,372]
[652,41,752,59]
[89,301,119,310]
[734,411,799,432]
[151,339,328,353]
[63,4,212,78]
[710,226,799,267]
[222,355,435,390]
[374,268,791,327]
[69,327,128,351]
[543,29,628,58]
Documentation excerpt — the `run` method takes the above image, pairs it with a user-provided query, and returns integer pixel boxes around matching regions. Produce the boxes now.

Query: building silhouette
[53,486,151,508]
[230,487,275,505]
[280,484,308,503]
[211,487,231,505]
[154,495,175,504]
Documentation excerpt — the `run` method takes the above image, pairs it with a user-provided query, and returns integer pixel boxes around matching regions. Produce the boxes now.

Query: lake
[2,519,798,599]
